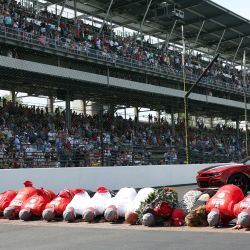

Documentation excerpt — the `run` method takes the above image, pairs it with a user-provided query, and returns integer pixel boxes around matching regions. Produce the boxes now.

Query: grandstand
[0,0,249,168]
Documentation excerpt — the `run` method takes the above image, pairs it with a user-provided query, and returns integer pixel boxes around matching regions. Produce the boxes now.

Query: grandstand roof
[61,0,250,63]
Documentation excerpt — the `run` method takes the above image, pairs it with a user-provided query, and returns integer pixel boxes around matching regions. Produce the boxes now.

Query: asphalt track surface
[1,185,249,250]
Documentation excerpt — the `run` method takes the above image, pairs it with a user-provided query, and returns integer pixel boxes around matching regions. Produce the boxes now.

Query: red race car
[196,158,250,194]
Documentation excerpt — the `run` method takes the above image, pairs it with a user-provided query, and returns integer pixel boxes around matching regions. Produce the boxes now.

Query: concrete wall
[0,164,220,193]
[1,56,248,111]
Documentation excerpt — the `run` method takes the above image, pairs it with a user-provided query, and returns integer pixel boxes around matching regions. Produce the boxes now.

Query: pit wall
[0,164,220,193]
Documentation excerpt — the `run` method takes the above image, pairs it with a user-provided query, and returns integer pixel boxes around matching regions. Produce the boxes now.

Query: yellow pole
[182,25,189,164]
[244,92,248,157]
[184,95,189,164]
[243,50,248,157]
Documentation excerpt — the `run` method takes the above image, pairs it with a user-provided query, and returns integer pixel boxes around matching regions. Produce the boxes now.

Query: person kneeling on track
[206,185,244,227]
[232,193,250,229]
[63,188,91,222]
[82,186,112,223]
[43,189,76,221]
[19,188,56,221]
[4,181,37,219]
[0,190,17,216]
[104,187,137,223]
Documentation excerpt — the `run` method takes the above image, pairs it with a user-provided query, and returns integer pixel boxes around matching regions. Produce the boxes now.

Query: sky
[1,0,250,115]
[213,0,250,20]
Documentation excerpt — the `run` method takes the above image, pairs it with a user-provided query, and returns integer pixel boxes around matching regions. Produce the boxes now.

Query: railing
[0,145,243,169]
[0,26,248,97]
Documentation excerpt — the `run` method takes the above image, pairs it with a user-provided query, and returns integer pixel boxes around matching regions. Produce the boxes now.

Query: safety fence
[0,144,241,169]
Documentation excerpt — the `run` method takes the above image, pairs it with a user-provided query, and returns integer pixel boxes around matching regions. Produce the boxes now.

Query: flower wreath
[137,187,178,223]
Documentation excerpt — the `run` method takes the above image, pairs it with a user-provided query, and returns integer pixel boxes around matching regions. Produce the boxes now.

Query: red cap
[36,188,55,200]
[23,180,33,187]
[96,186,109,193]
[72,188,85,194]
[47,190,56,200]
[36,188,46,196]
[59,189,74,198]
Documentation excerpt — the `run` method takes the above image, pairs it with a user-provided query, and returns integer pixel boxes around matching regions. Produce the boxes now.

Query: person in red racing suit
[0,190,17,215]
[233,194,250,229]
[4,181,37,219]
[19,188,56,221]
[206,184,244,227]
[42,189,76,221]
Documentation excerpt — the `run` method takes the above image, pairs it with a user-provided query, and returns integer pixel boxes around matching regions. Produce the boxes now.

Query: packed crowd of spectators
[0,0,249,92]
[0,99,246,169]
[0,1,248,168]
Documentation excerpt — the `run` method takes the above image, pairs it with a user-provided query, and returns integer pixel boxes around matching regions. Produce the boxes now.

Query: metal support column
[134,107,139,122]
[214,29,226,55]
[99,0,114,35]
[73,0,77,20]
[190,20,205,55]
[82,99,87,115]
[157,110,161,123]
[163,20,177,53]
[108,104,115,117]
[232,37,244,69]
[137,0,153,41]
[65,93,71,130]
[57,1,66,26]
[11,90,16,105]
[48,96,54,113]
